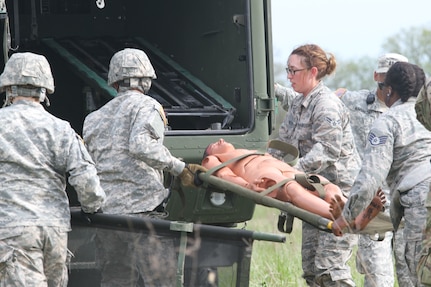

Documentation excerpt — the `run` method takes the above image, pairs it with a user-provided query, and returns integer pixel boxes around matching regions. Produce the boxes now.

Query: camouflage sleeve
[274,83,299,111]
[343,120,394,221]
[338,89,371,106]
[66,131,106,213]
[415,78,431,131]
[129,104,185,175]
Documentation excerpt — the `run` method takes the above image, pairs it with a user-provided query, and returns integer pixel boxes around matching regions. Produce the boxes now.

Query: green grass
[247,205,398,286]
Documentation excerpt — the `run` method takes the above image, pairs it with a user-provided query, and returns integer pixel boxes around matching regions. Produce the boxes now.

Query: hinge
[255,97,275,115]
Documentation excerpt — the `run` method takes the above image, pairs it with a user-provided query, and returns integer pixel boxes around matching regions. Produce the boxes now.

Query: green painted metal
[2,1,280,285]
[41,38,117,98]
[135,37,234,111]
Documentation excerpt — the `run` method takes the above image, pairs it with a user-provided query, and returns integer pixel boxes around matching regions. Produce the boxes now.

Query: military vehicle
[0,0,312,286]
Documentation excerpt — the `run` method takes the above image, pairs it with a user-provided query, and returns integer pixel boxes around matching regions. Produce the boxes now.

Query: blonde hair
[290,44,336,80]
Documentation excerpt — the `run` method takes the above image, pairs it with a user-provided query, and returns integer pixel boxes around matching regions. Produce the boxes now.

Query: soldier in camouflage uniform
[83,48,205,287]
[0,52,106,287]
[334,62,431,287]
[416,77,431,286]
[273,44,361,286]
[333,53,408,287]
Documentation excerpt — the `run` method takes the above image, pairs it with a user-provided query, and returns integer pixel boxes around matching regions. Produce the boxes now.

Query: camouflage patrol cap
[107,48,156,86]
[415,78,431,131]
[0,52,55,93]
[375,53,408,74]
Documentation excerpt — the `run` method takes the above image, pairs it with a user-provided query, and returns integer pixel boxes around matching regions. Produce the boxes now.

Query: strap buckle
[278,211,295,233]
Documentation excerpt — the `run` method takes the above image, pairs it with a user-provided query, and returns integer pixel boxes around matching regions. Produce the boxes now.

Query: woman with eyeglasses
[273,44,361,286]
[333,62,431,286]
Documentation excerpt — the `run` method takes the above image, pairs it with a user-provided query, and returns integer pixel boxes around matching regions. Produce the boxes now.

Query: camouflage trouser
[419,241,431,286]
[356,185,394,287]
[302,222,358,287]
[356,232,394,287]
[418,182,431,286]
[0,226,69,287]
[95,213,176,287]
[394,179,429,287]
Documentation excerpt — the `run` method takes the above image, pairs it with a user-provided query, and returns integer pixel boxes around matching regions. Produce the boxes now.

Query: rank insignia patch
[368,132,388,145]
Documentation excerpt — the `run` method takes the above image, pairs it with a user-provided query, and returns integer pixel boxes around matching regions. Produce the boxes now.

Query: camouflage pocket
[418,248,431,286]
[0,242,24,287]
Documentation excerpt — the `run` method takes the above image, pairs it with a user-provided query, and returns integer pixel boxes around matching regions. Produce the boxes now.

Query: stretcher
[197,169,398,238]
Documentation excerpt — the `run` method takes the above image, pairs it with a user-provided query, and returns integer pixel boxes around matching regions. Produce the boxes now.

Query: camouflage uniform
[0,53,106,287]
[343,97,431,287]
[419,190,431,286]
[83,48,185,286]
[338,89,394,287]
[416,78,431,286]
[83,90,184,214]
[276,82,361,286]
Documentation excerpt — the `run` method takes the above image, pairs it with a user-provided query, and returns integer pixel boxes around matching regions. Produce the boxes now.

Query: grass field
[246,205,399,286]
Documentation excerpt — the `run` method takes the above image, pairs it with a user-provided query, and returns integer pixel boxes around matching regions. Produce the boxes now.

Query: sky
[271,0,431,64]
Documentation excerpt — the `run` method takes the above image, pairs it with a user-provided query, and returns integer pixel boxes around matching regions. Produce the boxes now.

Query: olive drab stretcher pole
[197,171,399,237]
[197,172,333,232]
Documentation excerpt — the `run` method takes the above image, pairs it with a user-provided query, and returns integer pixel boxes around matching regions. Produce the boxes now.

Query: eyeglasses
[285,67,306,76]
[378,82,386,90]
